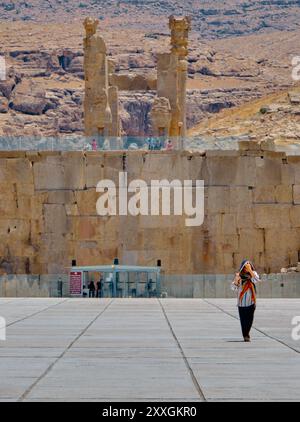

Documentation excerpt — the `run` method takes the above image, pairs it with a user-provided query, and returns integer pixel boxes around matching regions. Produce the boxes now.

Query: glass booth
[69,264,161,298]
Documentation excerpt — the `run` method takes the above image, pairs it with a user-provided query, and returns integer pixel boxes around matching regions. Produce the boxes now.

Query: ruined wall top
[168,15,191,57]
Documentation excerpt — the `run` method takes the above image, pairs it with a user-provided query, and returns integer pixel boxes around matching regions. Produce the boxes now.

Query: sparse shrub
[4,3,15,11]
[260,107,268,114]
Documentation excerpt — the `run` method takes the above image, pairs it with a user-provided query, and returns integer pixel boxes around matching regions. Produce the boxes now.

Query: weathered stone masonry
[0,145,300,275]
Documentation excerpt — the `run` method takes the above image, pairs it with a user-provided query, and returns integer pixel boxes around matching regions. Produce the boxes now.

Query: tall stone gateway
[83,17,120,138]
[156,16,191,145]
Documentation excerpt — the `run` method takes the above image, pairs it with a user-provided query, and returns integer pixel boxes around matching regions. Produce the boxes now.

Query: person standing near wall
[91,139,97,151]
[96,278,103,298]
[232,260,260,342]
[88,280,96,298]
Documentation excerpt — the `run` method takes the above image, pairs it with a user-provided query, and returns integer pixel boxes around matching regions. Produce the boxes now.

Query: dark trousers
[238,304,256,338]
[89,290,95,298]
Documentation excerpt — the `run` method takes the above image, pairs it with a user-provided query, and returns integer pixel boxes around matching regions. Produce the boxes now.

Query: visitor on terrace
[231,260,260,342]
[165,139,174,151]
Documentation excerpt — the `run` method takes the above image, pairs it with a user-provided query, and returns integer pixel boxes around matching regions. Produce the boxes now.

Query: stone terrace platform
[0,298,300,402]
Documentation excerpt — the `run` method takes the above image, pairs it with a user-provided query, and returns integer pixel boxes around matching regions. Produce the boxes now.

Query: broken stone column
[108,86,120,137]
[155,16,191,145]
[83,17,112,138]
[169,15,191,139]
[150,97,172,137]
[157,52,180,138]
[107,59,121,139]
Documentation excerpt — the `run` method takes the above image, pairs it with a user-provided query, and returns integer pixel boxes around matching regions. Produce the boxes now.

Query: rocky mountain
[1,1,300,39]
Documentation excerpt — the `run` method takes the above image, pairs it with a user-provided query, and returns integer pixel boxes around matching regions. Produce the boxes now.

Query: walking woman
[232,260,260,342]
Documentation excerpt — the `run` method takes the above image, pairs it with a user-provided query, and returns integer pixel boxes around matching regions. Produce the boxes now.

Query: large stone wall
[0,146,300,275]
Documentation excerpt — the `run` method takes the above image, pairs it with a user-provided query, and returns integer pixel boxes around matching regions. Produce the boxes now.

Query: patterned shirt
[231,271,260,307]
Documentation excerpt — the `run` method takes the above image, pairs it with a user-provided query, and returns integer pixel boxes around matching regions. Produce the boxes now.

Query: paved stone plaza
[0,298,300,402]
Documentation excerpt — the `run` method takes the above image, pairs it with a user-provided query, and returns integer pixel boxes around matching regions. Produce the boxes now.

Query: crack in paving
[203,299,300,355]
[6,298,70,328]
[17,299,114,402]
[158,299,207,402]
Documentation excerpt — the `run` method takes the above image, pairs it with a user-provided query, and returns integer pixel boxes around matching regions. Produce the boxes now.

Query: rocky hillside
[188,85,300,151]
[1,19,298,138]
[1,1,300,39]
[0,2,299,139]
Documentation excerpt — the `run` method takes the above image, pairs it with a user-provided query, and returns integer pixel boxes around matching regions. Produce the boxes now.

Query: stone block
[254,204,291,228]
[287,156,300,184]
[236,211,255,229]
[255,157,282,186]
[207,186,230,214]
[275,185,293,203]
[192,275,204,298]
[215,274,226,298]
[44,204,68,234]
[229,186,252,212]
[253,185,275,203]
[222,253,234,271]
[281,163,295,185]
[84,154,105,188]
[75,189,99,216]
[290,206,300,227]
[233,156,256,186]
[293,185,300,204]
[73,216,103,241]
[238,228,265,255]
[204,275,216,298]
[33,154,85,190]
[256,274,272,298]
[47,191,75,204]
[269,274,284,298]
[221,213,237,235]
[201,156,239,185]
[220,235,239,253]
[5,158,33,184]
[282,273,297,298]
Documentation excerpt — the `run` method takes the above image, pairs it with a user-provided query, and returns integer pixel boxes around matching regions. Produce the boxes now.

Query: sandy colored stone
[293,185,300,205]
[0,150,300,274]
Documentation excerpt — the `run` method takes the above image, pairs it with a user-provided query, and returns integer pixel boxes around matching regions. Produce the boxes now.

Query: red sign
[70,271,82,296]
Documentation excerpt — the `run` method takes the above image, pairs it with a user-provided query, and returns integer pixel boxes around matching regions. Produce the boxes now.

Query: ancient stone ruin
[83,15,191,147]
[1,15,300,286]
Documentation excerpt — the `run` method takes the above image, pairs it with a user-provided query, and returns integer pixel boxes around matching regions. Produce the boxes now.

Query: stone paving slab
[0,298,299,401]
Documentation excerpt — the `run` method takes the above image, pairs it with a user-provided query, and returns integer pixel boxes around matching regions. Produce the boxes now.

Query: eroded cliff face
[0,147,299,276]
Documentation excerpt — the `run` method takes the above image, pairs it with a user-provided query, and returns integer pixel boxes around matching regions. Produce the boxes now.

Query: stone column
[157,52,180,138]
[108,85,120,137]
[107,58,121,140]
[155,16,191,145]
[169,15,191,139]
[83,17,112,139]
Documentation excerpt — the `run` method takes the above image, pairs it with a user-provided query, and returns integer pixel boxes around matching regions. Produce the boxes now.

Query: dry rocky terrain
[0,1,299,143]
